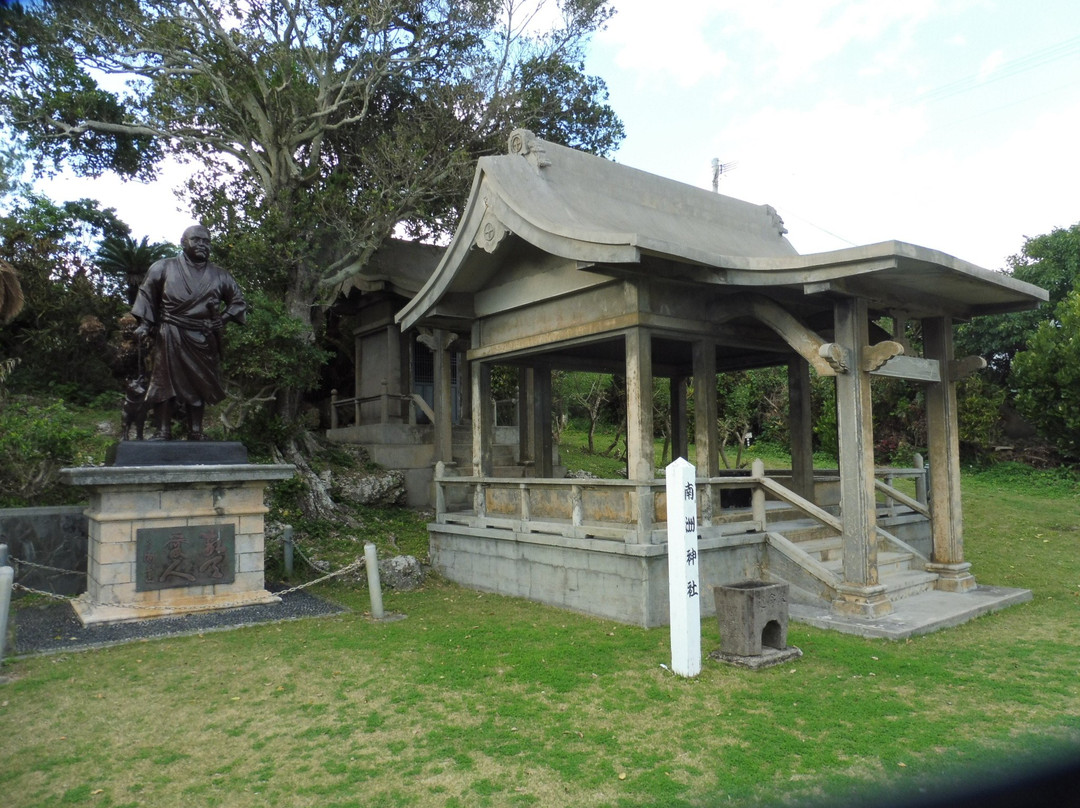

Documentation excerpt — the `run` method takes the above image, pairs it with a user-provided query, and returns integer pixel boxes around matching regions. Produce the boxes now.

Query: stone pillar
[353,327,363,422]
[692,340,719,478]
[923,316,976,592]
[459,355,472,425]
[625,328,655,481]
[472,361,493,477]
[788,357,815,502]
[832,297,890,617]
[434,328,454,464]
[532,365,554,478]
[518,368,533,469]
[671,375,689,462]
[386,325,402,421]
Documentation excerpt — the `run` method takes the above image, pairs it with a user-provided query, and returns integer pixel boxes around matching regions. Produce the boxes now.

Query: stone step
[878,550,915,577]
[880,569,939,601]
[792,535,843,562]
[771,520,840,544]
[821,551,916,578]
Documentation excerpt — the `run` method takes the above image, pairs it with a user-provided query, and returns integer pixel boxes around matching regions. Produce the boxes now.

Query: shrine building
[376,130,1048,634]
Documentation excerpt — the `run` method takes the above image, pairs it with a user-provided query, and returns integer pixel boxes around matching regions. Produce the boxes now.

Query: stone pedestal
[712,580,802,669]
[61,461,295,626]
[715,580,790,656]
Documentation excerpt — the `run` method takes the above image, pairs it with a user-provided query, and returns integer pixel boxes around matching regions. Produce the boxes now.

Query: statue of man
[132,224,246,440]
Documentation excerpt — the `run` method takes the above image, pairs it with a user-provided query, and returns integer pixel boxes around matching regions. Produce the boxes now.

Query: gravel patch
[10,583,348,657]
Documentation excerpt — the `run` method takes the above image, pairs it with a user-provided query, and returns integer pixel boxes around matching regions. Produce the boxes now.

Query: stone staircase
[762,506,938,610]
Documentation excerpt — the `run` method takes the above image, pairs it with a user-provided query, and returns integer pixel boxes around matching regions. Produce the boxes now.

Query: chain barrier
[10,556,366,614]
[11,557,88,576]
[286,534,339,576]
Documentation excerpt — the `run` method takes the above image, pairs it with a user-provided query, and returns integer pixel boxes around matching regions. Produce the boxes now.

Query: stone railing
[330,383,435,428]
[432,458,930,545]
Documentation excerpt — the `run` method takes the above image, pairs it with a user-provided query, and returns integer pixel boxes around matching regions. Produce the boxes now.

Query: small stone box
[714,580,789,656]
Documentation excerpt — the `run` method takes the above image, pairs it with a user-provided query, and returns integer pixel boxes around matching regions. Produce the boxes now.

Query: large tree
[1,0,623,511]
[0,0,621,322]
[0,194,134,398]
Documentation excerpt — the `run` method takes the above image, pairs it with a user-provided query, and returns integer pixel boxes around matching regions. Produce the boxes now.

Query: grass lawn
[2,462,1078,807]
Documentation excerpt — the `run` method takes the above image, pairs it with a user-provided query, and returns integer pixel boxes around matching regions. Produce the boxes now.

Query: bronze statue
[131,225,246,441]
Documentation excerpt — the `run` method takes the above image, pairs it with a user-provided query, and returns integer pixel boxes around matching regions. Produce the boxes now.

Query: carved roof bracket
[417,327,458,352]
[949,355,987,380]
[862,341,905,372]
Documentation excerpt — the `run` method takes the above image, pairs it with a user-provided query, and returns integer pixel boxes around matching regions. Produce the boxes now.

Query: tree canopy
[0,0,624,448]
[955,223,1080,379]
[0,0,623,310]
[0,194,148,399]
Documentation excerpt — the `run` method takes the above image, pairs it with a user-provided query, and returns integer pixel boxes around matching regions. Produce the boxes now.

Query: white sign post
[666,457,701,677]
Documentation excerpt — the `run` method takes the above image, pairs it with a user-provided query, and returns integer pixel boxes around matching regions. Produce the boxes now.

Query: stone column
[472,361,493,477]
[459,354,472,426]
[625,328,655,481]
[671,376,689,462]
[434,328,454,464]
[532,365,554,477]
[353,327,363,423]
[386,325,402,421]
[923,316,976,591]
[692,340,719,478]
[517,368,533,469]
[832,297,890,617]
[788,357,815,502]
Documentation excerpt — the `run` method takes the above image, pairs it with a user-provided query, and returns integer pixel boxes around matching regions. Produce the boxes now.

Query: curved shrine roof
[397,131,1046,331]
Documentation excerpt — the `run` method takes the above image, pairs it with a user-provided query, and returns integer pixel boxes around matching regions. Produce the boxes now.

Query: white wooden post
[666,457,701,677]
[0,560,13,664]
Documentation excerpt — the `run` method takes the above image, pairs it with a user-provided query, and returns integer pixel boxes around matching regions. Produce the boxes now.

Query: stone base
[71,588,281,627]
[61,462,295,628]
[926,562,978,593]
[791,585,1032,640]
[107,440,249,466]
[709,645,803,670]
[831,583,893,618]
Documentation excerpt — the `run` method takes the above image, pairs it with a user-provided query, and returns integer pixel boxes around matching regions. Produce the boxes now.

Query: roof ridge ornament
[764,204,788,236]
[508,129,551,171]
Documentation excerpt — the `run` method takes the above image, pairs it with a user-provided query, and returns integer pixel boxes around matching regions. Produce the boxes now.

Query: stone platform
[61,456,294,626]
[789,585,1032,640]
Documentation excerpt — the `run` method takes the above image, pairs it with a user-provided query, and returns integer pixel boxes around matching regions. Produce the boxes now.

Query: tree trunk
[272,432,336,521]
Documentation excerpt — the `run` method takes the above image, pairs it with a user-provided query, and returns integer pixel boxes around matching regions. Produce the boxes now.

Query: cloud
[595,0,732,87]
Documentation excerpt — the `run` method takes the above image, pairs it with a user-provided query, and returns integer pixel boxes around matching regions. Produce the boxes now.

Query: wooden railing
[329,383,435,428]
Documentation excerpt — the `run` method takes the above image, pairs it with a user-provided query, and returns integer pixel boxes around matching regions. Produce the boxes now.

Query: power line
[917,33,1080,104]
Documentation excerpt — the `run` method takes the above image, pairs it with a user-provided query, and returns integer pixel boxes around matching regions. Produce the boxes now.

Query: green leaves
[1013,289,1080,459]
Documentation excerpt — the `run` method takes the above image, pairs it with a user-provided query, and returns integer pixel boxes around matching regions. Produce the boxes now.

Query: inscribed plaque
[136,524,236,591]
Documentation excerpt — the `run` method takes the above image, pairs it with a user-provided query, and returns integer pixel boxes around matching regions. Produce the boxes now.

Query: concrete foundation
[429,523,765,628]
[61,463,294,626]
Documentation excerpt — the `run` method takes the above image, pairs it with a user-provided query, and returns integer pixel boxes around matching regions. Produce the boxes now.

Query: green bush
[1012,289,1080,459]
[0,398,99,505]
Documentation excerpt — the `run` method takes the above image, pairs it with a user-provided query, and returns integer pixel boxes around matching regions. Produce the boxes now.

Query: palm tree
[95,234,174,304]
[0,259,24,324]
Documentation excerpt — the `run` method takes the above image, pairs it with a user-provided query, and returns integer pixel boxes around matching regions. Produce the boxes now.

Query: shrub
[0,398,98,505]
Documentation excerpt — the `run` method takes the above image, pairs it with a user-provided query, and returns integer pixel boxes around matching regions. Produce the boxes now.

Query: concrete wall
[429,524,766,628]
[0,506,88,596]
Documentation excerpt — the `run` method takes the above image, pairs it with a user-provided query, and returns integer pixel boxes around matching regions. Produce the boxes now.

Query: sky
[36,0,1080,271]
[583,0,1080,269]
